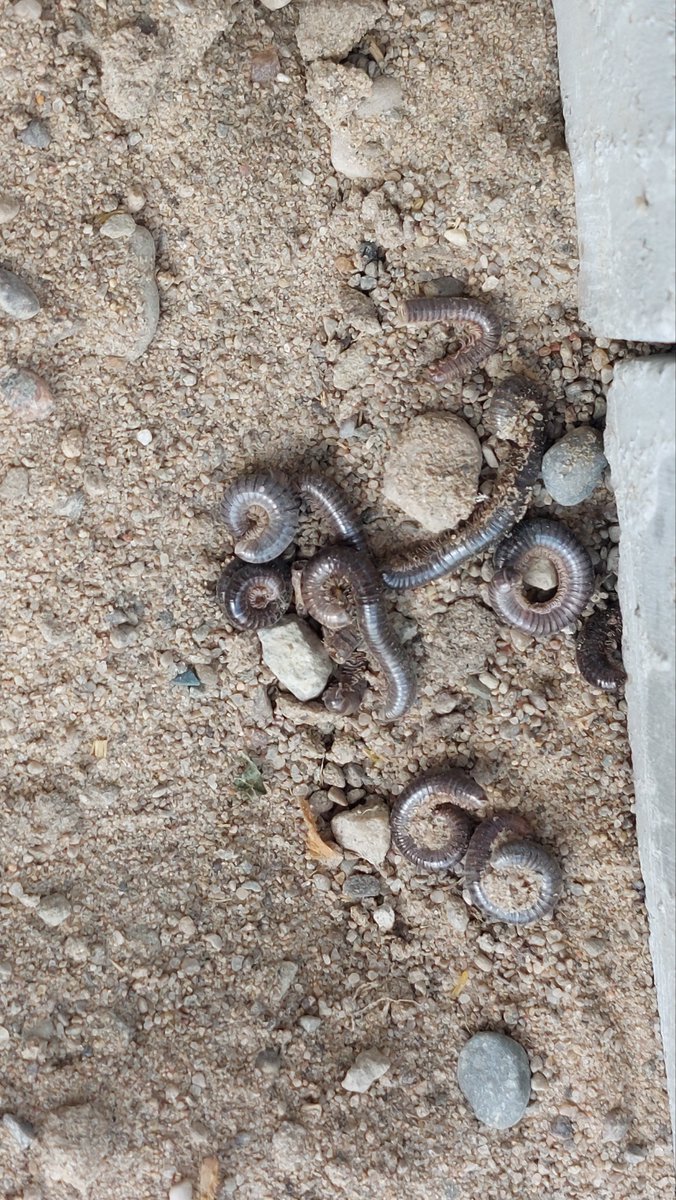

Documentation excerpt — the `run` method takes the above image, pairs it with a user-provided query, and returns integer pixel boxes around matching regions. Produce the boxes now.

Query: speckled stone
[383,412,482,532]
[0,267,40,319]
[542,425,607,505]
[457,1032,531,1129]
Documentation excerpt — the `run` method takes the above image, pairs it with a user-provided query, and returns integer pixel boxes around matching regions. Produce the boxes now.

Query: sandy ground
[0,1,674,1198]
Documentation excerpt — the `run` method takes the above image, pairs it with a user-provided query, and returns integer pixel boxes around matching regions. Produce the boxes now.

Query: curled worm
[216,558,291,630]
[221,471,298,563]
[489,518,594,635]
[298,471,366,551]
[464,812,562,925]
[576,603,625,692]
[301,546,416,721]
[399,295,502,384]
[381,376,546,591]
[390,768,487,870]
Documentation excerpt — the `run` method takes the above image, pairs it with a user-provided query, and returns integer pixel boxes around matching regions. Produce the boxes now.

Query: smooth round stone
[100,213,137,240]
[0,267,40,319]
[457,1032,531,1129]
[542,425,607,505]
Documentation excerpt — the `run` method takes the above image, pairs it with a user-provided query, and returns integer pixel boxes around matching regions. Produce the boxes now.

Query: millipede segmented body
[464,812,562,925]
[321,625,369,716]
[390,768,487,870]
[576,604,626,692]
[488,518,594,635]
[298,472,366,551]
[381,377,546,591]
[216,558,292,630]
[399,295,502,383]
[220,471,298,563]
[301,546,415,721]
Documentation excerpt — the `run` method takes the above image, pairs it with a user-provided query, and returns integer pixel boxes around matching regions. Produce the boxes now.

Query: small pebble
[523,557,558,591]
[2,1113,36,1150]
[624,1142,648,1164]
[37,893,72,927]
[255,1048,282,1077]
[0,367,53,421]
[0,194,21,223]
[17,119,51,149]
[356,75,403,118]
[542,426,607,506]
[12,0,42,18]
[260,0,291,7]
[100,213,137,240]
[342,874,381,900]
[250,46,280,84]
[299,1015,321,1033]
[137,428,153,446]
[172,669,202,688]
[373,903,395,931]
[457,1032,531,1129]
[54,490,85,519]
[0,467,30,502]
[0,267,40,320]
[0,1027,10,1045]
[169,1184,193,1200]
[443,228,468,247]
[127,184,146,213]
[551,1115,574,1140]
[331,802,391,867]
[601,1106,631,1143]
[60,429,84,459]
[109,623,138,649]
[341,1048,391,1094]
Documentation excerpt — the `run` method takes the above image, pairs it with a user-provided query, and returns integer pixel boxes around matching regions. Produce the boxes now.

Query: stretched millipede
[399,295,502,384]
[390,768,487,870]
[220,471,298,563]
[576,603,626,692]
[488,518,594,635]
[221,470,366,561]
[321,625,369,716]
[216,558,291,630]
[381,376,546,591]
[301,546,415,721]
[464,812,562,925]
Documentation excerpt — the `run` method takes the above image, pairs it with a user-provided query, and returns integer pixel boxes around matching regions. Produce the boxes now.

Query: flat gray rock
[457,1032,531,1129]
[0,267,40,319]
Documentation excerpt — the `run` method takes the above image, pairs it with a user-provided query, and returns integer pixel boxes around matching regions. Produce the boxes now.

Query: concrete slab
[605,355,676,1143]
[553,0,676,342]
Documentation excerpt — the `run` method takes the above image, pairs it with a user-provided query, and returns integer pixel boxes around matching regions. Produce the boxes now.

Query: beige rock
[383,411,482,533]
[331,801,391,866]
[296,0,386,62]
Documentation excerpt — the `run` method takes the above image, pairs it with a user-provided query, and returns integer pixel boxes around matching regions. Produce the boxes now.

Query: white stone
[2,1114,36,1149]
[137,428,153,446]
[356,75,403,118]
[100,213,137,240]
[443,228,468,247]
[0,195,21,223]
[258,617,332,701]
[552,0,675,341]
[330,130,382,181]
[331,801,391,867]
[37,893,72,927]
[373,903,395,931]
[332,342,372,390]
[0,1027,9,1045]
[260,0,291,7]
[169,1183,193,1200]
[341,1048,390,1093]
[605,355,676,1146]
[383,412,482,533]
[12,0,41,19]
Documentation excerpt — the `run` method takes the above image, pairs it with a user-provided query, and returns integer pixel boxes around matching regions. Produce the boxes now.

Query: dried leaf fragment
[299,796,342,864]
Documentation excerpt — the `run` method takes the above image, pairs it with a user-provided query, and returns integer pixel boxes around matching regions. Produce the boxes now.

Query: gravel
[1,1113,37,1150]
[331,801,391,867]
[342,874,382,899]
[258,617,333,701]
[457,1032,531,1129]
[17,118,51,148]
[36,893,72,927]
[0,267,40,319]
[341,1048,391,1094]
[383,412,483,533]
[542,425,607,505]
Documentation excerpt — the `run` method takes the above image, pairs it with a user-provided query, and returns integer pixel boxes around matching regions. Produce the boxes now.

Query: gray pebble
[2,1113,36,1150]
[550,1115,574,1140]
[0,268,40,320]
[342,874,382,900]
[457,1032,531,1129]
[299,1015,321,1034]
[109,623,138,649]
[37,893,72,927]
[255,1048,281,1076]
[54,490,85,520]
[541,426,607,505]
[0,194,21,224]
[624,1142,648,1164]
[17,119,51,149]
[0,367,53,420]
[0,467,30,502]
[341,1048,391,1094]
[601,1106,631,1142]
[172,668,202,688]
